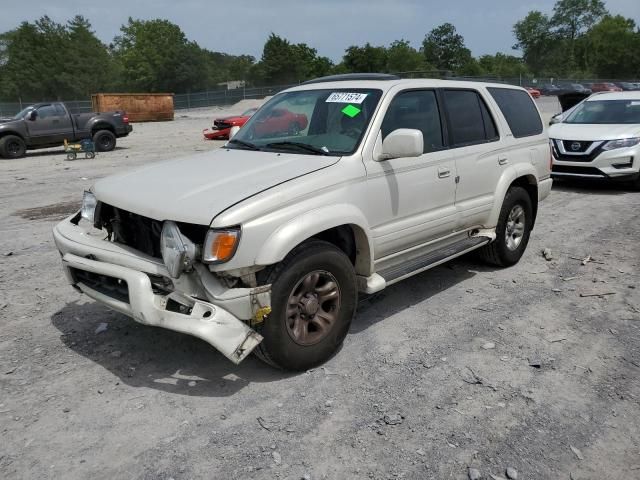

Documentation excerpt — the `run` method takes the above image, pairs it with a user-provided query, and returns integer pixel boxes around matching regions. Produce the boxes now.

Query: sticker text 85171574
[326,92,368,104]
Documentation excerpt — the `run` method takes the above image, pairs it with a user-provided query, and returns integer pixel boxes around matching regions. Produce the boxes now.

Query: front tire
[0,135,26,159]
[479,186,533,267]
[93,130,116,152]
[255,240,357,371]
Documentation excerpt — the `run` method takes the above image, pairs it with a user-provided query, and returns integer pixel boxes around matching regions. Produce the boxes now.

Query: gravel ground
[1,97,639,480]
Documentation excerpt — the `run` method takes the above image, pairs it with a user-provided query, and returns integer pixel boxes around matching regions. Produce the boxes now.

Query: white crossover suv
[549,91,640,189]
[53,74,552,370]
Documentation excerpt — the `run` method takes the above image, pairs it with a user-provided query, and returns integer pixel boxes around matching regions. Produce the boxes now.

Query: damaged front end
[53,200,270,364]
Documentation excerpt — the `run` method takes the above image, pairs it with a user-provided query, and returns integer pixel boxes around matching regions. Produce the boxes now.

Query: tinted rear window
[488,87,543,138]
[443,90,498,147]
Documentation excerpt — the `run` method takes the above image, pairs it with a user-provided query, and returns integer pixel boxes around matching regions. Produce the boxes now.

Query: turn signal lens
[203,228,240,263]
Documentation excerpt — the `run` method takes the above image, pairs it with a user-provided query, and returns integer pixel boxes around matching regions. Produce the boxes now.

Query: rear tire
[254,240,357,371]
[479,186,533,267]
[93,130,116,152]
[0,135,26,159]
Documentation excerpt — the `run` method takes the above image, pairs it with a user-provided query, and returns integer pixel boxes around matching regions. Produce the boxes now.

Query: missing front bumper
[62,253,263,364]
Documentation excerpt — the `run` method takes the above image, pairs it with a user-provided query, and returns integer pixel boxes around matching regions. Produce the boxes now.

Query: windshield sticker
[326,92,368,104]
[341,104,362,118]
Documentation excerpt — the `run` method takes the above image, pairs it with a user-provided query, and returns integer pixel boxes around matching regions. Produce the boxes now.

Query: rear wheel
[479,186,533,267]
[0,135,26,159]
[92,130,116,152]
[255,240,357,371]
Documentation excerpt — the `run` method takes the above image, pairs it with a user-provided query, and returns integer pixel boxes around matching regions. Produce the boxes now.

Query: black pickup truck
[0,102,133,159]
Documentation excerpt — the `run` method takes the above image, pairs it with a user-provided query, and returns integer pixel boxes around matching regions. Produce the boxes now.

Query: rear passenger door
[441,89,502,228]
[364,89,457,258]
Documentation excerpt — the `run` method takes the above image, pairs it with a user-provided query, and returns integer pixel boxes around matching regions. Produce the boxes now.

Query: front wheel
[255,240,357,371]
[479,186,533,267]
[0,135,26,159]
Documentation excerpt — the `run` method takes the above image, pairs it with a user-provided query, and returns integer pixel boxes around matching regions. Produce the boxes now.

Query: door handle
[438,167,451,178]
[498,156,508,165]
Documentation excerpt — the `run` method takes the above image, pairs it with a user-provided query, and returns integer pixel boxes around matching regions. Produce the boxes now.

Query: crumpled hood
[549,123,640,141]
[93,148,339,225]
[216,115,247,123]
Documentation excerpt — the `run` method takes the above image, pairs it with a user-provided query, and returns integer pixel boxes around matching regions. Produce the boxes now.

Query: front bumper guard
[62,253,262,364]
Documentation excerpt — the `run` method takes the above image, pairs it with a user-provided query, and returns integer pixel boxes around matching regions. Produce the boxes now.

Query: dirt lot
[1,97,639,480]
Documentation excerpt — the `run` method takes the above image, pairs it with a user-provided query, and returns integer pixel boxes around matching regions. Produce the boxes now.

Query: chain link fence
[1,75,637,118]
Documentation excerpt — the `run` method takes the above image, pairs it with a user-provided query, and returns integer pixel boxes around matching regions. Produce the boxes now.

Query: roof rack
[301,73,400,85]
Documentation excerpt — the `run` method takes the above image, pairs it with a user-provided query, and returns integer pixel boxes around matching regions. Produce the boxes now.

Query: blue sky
[1,0,639,60]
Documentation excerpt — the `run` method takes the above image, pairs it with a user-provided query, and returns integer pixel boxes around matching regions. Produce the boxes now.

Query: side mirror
[28,110,37,121]
[549,113,562,126]
[378,129,423,160]
[229,126,240,139]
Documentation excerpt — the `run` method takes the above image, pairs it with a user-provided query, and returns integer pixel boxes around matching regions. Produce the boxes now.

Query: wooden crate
[91,93,174,122]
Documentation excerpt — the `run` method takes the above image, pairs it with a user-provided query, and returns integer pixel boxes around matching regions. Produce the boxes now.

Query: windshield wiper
[264,141,329,155]
[226,138,260,151]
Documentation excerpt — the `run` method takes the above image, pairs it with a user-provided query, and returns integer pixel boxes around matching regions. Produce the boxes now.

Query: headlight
[81,191,97,223]
[203,228,240,263]
[160,221,196,278]
[602,137,640,151]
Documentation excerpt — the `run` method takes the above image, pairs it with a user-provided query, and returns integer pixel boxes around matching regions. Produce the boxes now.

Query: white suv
[549,91,640,189]
[53,74,552,370]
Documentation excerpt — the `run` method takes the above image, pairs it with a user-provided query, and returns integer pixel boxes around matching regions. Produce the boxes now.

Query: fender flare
[487,164,539,227]
[254,203,374,276]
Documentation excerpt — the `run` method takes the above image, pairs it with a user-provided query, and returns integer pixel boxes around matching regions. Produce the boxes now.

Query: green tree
[255,33,324,85]
[422,23,472,72]
[513,11,555,75]
[113,18,207,92]
[386,39,427,73]
[551,0,607,69]
[588,15,640,78]
[342,43,388,72]
[478,53,529,78]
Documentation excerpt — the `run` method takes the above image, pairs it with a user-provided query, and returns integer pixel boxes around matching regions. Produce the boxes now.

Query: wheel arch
[254,205,374,276]
[0,131,26,142]
[487,167,539,229]
[90,122,115,135]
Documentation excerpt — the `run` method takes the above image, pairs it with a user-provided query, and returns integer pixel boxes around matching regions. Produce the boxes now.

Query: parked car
[252,107,309,137]
[590,82,623,92]
[526,87,541,98]
[616,82,639,91]
[540,84,561,95]
[556,83,592,95]
[549,91,640,189]
[203,107,258,140]
[53,74,552,370]
[0,102,132,159]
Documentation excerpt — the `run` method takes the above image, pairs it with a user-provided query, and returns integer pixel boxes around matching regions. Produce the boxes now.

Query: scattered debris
[579,291,616,298]
[462,366,497,390]
[4,251,13,257]
[95,322,108,334]
[5,366,17,375]
[257,417,275,431]
[506,466,518,479]
[468,467,482,480]
[383,413,403,425]
[489,475,507,480]
[272,451,281,465]
[542,248,553,261]
[416,448,425,456]
[481,342,496,350]
[562,276,580,282]
[110,350,122,358]
[546,334,567,343]
[570,445,584,460]
[581,255,591,265]
[528,357,542,368]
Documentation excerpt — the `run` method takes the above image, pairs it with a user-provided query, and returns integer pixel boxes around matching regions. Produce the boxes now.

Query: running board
[379,236,490,285]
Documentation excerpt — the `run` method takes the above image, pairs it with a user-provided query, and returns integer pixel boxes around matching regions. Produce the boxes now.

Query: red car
[590,82,623,93]
[203,107,258,140]
[252,107,308,137]
[526,87,541,98]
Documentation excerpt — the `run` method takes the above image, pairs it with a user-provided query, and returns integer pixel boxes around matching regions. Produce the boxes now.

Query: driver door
[363,89,457,259]
[26,104,73,146]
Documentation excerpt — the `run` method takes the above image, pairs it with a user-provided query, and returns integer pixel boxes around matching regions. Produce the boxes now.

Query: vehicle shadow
[50,255,484,397]
[551,177,634,195]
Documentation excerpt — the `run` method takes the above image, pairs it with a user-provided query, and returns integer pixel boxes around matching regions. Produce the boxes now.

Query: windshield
[12,106,34,119]
[241,108,258,117]
[564,99,640,124]
[228,88,383,156]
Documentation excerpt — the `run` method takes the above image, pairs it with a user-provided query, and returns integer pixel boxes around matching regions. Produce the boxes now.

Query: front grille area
[551,139,603,163]
[95,202,209,259]
[214,120,232,129]
[561,140,592,153]
[70,268,130,303]
[552,165,605,176]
